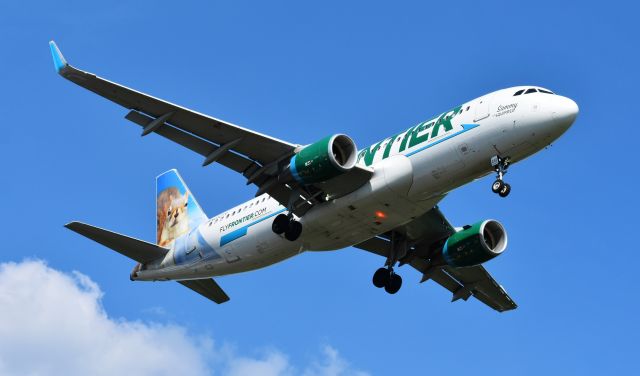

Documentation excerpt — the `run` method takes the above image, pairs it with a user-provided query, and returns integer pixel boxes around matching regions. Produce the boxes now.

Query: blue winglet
[49,41,68,73]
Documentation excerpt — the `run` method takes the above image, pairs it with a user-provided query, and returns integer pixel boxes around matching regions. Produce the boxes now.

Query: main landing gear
[372,232,406,294]
[372,267,403,294]
[272,213,302,241]
[490,155,511,198]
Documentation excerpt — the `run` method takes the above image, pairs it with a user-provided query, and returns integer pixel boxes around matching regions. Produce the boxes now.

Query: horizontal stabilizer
[178,279,230,304]
[65,221,168,264]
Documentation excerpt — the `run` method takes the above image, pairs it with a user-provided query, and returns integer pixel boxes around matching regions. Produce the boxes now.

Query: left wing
[354,207,517,312]
[49,42,295,167]
[49,41,372,215]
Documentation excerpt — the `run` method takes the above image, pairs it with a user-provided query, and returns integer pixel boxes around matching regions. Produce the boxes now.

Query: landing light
[375,211,387,219]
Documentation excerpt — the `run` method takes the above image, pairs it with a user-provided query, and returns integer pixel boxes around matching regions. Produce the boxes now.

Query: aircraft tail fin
[156,169,208,247]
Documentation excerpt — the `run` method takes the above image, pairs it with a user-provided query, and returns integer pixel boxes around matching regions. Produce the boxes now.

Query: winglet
[49,40,68,73]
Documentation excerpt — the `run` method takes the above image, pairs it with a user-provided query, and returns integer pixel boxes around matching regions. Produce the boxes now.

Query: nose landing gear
[490,155,511,197]
[272,213,302,241]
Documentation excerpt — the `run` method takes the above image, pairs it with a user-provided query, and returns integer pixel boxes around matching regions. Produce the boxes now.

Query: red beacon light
[375,210,387,219]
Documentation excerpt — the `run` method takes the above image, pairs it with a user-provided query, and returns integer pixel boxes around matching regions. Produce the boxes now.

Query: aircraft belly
[142,210,304,280]
[198,220,302,277]
[301,155,432,250]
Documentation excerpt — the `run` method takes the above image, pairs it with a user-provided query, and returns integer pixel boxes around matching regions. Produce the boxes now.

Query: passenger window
[513,89,524,96]
[525,88,538,94]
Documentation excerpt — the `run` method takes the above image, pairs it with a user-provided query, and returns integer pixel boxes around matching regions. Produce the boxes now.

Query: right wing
[412,259,517,312]
[354,207,517,312]
[50,41,372,215]
[178,279,230,304]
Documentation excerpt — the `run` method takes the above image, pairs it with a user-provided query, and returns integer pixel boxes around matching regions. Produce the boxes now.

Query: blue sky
[1,1,638,374]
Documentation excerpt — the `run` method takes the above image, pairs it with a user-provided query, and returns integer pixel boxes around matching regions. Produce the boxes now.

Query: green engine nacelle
[288,134,358,185]
[442,220,508,267]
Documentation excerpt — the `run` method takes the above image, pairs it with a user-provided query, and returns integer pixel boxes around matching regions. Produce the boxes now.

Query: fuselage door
[187,230,203,260]
[474,97,491,122]
[222,244,241,263]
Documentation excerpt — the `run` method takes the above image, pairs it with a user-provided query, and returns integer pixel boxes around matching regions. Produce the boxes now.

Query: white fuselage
[134,86,578,281]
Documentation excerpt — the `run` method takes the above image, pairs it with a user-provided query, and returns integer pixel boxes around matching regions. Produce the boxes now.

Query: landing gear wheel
[498,183,511,197]
[490,155,512,196]
[272,214,289,235]
[492,180,504,193]
[384,273,402,294]
[372,268,390,288]
[284,220,303,241]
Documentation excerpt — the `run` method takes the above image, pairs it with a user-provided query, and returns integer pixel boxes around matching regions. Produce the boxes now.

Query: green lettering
[359,141,384,166]
[408,121,433,148]
[398,126,416,152]
[382,135,398,159]
[431,106,462,138]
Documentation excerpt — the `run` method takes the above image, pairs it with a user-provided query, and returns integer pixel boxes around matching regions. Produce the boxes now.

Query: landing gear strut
[490,155,511,198]
[272,213,303,241]
[371,232,406,294]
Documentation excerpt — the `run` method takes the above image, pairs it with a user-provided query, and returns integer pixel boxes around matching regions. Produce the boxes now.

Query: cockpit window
[538,89,554,94]
[513,89,524,96]
[525,88,538,94]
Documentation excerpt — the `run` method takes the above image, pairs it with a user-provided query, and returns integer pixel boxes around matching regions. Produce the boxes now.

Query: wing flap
[178,278,230,304]
[125,110,255,174]
[409,258,463,292]
[65,221,168,264]
[443,266,517,312]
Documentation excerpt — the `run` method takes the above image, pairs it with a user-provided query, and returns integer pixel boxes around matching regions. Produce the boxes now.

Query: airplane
[50,41,578,312]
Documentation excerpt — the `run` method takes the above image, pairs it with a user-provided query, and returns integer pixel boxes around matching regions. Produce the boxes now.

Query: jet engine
[441,220,508,267]
[288,134,358,185]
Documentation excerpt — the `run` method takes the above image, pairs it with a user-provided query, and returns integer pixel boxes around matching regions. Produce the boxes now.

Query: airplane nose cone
[551,96,579,129]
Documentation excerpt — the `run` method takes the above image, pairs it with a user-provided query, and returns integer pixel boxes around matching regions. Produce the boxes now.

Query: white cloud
[0,260,369,376]
[225,350,293,376]
[302,346,370,376]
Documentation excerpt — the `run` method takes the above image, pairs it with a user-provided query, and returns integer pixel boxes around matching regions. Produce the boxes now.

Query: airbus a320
[51,41,578,312]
